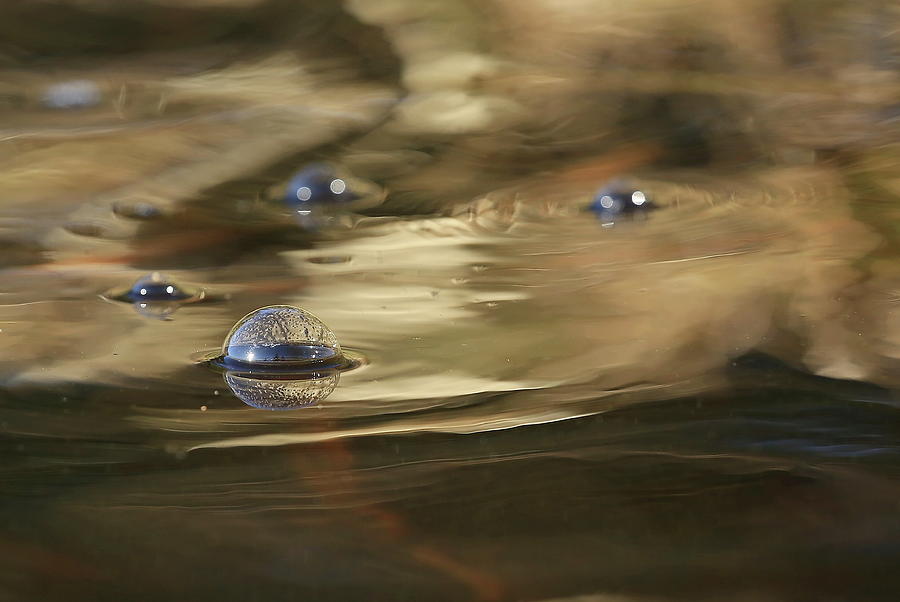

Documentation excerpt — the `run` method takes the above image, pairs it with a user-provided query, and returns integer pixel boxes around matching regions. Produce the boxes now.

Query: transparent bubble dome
[222,305,341,367]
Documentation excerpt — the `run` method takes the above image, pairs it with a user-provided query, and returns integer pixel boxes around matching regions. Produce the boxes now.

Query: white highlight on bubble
[632,191,646,206]
[329,179,346,195]
[296,187,312,201]
[599,195,614,209]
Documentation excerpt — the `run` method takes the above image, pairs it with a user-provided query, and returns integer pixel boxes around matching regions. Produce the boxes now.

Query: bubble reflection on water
[224,371,340,410]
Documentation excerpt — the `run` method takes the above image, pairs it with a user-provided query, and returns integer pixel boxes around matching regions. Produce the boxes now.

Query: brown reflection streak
[499,144,663,210]
[36,228,240,269]
[313,436,507,601]
[408,544,506,602]
[554,144,662,185]
[0,535,105,583]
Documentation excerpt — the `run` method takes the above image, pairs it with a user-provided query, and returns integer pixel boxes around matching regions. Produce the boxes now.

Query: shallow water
[2,1,900,601]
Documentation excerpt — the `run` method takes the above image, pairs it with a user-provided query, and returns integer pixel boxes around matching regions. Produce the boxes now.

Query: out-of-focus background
[1,1,899,601]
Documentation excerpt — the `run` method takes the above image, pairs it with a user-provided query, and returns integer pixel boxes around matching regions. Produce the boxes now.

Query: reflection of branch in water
[0,533,106,591]
[310,435,507,601]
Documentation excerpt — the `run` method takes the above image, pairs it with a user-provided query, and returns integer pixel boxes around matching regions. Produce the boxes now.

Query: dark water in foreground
[2,1,900,600]
[4,359,900,602]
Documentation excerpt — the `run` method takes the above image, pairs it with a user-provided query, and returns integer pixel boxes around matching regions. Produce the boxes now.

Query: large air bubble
[203,305,359,409]
[222,305,341,367]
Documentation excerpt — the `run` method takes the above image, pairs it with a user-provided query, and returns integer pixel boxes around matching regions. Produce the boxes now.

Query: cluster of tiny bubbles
[203,305,361,410]
[102,272,206,319]
[588,182,654,227]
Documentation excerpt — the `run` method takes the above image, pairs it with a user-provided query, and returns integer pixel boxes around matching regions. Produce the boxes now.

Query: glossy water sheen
[2,2,900,602]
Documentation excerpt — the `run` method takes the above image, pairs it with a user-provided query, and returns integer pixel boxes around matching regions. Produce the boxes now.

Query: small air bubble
[128,273,190,302]
[106,273,204,320]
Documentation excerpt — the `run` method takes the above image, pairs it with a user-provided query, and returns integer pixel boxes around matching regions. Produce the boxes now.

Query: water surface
[2,1,900,601]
